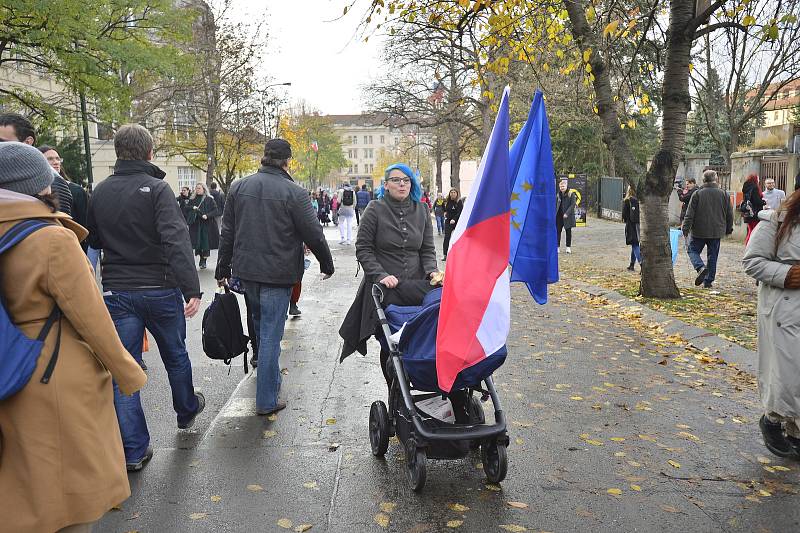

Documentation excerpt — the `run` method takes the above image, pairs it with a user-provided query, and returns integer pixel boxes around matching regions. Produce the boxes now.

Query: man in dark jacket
[555,179,577,253]
[209,181,225,229]
[682,169,733,289]
[0,113,73,216]
[678,177,697,222]
[216,138,334,415]
[355,184,371,225]
[87,124,204,471]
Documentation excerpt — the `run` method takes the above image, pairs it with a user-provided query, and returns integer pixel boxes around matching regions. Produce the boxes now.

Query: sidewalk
[97,225,799,533]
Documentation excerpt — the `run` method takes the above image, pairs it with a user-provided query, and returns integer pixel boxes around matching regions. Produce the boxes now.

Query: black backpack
[202,287,249,373]
[342,189,354,206]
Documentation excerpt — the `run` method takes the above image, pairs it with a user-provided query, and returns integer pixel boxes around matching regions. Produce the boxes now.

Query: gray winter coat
[556,190,577,229]
[743,210,800,419]
[216,165,334,285]
[682,182,733,239]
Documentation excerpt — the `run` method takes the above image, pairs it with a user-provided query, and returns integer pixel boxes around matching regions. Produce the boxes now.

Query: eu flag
[509,90,559,304]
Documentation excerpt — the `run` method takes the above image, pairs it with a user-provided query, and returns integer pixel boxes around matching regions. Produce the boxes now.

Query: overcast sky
[234,0,384,115]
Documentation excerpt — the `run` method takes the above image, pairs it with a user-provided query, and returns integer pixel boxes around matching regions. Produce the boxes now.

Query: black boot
[627,263,635,271]
[199,257,207,269]
[760,415,798,458]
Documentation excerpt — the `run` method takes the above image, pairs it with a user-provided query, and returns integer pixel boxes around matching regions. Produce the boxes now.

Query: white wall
[440,160,479,198]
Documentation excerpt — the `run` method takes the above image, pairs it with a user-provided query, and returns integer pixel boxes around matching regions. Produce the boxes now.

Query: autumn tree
[690,0,800,163]
[279,112,348,189]
[354,0,793,298]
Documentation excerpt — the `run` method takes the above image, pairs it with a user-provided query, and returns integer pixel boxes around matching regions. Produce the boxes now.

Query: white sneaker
[338,240,345,245]
[566,247,572,254]
[346,240,352,245]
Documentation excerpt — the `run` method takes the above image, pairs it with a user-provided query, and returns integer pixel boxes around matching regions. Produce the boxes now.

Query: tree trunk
[448,124,461,191]
[435,135,443,193]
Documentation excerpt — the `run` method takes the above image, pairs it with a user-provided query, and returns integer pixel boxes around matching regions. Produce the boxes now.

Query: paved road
[99,226,800,533]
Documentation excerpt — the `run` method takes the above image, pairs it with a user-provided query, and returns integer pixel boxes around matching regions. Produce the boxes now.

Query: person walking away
[762,178,786,211]
[433,192,445,235]
[338,183,357,245]
[442,188,463,260]
[87,124,204,471]
[177,186,192,223]
[209,181,226,230]
[0,142,147,532]
[39,145,89,247]
[743,189,800,459]
[311,191,319,213]
[556,179,577,253]
[187,182,219,269]
[741,173,764,244]
[0,113,73,216]
[330,191,339,225]
[682,169,733,289]
[622,186,641,271]
[356,184,371,225]
[678,177,697,223]
[216,139,334,416]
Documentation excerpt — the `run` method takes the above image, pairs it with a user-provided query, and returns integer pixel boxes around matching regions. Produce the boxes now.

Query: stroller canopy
[385,288,507,392]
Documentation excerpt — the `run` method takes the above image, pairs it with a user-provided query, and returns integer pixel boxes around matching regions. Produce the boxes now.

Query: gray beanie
[0,141,54,196]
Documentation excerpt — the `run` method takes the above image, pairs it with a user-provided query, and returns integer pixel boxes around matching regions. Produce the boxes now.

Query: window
[354,163,359,173]
[348,165,353,174]
[774,111,780,121]
[363,135,368,144]
[177,167,197,190]
[394,136,399,145]
[380,135,385,144]
[363,148,369,158]
[369,164,374,173]
[366,148,373,159]
[368,135,373,144]
[352,135,358,144]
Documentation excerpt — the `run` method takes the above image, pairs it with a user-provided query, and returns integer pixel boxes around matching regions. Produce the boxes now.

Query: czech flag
[311,141,319,152]
[436,87,511,393]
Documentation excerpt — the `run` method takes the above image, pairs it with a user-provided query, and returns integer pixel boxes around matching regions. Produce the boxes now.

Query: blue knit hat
[376,163,422,202]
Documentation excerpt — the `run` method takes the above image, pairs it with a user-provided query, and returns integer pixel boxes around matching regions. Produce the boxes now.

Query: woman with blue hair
[339,163,439,373]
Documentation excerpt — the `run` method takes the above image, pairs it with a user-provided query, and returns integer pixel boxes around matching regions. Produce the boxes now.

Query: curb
[564,279,757,375]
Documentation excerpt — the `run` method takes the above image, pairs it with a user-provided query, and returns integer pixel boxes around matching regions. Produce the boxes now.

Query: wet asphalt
[98,225,800,533]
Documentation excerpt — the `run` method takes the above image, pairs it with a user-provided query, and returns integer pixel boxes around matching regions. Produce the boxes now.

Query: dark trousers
[556,217,572,247]
[443,223,455,257]
[355,207,362,225]
[687,237,721,285]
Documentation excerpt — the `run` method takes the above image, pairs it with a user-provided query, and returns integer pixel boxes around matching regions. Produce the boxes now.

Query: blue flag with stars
[509,90,559,304]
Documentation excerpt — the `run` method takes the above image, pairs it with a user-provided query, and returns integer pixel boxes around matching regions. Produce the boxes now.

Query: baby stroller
[369,284,509,491]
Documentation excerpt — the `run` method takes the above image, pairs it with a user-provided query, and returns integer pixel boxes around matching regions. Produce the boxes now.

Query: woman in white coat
[743,189,800,458]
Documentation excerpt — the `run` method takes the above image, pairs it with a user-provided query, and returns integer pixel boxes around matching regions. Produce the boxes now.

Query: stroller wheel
[369,401,390,457]
[405,439,427,492]
[481,439,508,484]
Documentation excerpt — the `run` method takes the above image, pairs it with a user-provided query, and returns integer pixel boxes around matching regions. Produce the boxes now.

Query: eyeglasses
[46,156,63,163]
[387,177,411,185]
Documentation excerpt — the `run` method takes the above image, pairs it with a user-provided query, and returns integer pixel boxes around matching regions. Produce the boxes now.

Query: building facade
[326,114,435,192]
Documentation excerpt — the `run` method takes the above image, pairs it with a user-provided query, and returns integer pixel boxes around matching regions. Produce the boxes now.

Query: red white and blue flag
[436,87,510,392]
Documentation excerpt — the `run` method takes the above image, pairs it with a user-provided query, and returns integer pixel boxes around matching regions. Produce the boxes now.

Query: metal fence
[761,158,789,192]
[598,176,625,220]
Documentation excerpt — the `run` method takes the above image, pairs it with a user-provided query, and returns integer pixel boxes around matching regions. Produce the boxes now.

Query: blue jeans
[435,214,445,233]
[687,237,721,285]
[87,246,100,271]
[104,288,199,463]
[630,244,641,265]
[244,283,292,411]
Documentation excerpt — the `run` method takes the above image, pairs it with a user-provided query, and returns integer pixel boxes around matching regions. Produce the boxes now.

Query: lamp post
[261,82,291,138]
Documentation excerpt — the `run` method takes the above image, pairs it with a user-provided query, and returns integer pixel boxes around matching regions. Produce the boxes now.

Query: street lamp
[261,82,291,138]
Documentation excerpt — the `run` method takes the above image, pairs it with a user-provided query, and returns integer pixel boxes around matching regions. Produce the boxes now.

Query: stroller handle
[371,283,385,303]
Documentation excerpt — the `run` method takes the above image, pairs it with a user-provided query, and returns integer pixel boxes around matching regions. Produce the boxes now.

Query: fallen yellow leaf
[773,465,791,472]
[660,505,681,513]
[756,456,772,465]
[758,490,772,497]
[607,488,622,496]
[609,437,625,442]
[263,430,277,438]
[485,484,502,491]
[506,501,529,509]
[667,460,681,469]
[447,503,469,512]
[630,484,642,491]
[210,495,222,503]
[446,520,463,528]
[380,502,396,513]
[499,525,527,532]
[189,512,207,520]
[303,481,318,489]
[374,513,390,528]
[325,418,336,425]
[247,484,264,492]
[294,525,313,532]
[277,518,293,529]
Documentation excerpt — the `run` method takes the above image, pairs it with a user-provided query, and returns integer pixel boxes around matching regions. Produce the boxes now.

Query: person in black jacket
[209,181,225,230]
[39,145,85,229]
[678,177,697,223]
[215,138,334,416]
[187,182,218,269]
[177,186,192,222]
[442,188,463,260]
[87,124,204,471]
[556,179,577,253]
[622,186,641,271]
[742,173,765,244]
[0,113,74,216]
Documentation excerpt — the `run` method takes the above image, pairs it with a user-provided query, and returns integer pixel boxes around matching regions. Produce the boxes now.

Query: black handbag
[202,287,250,373]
